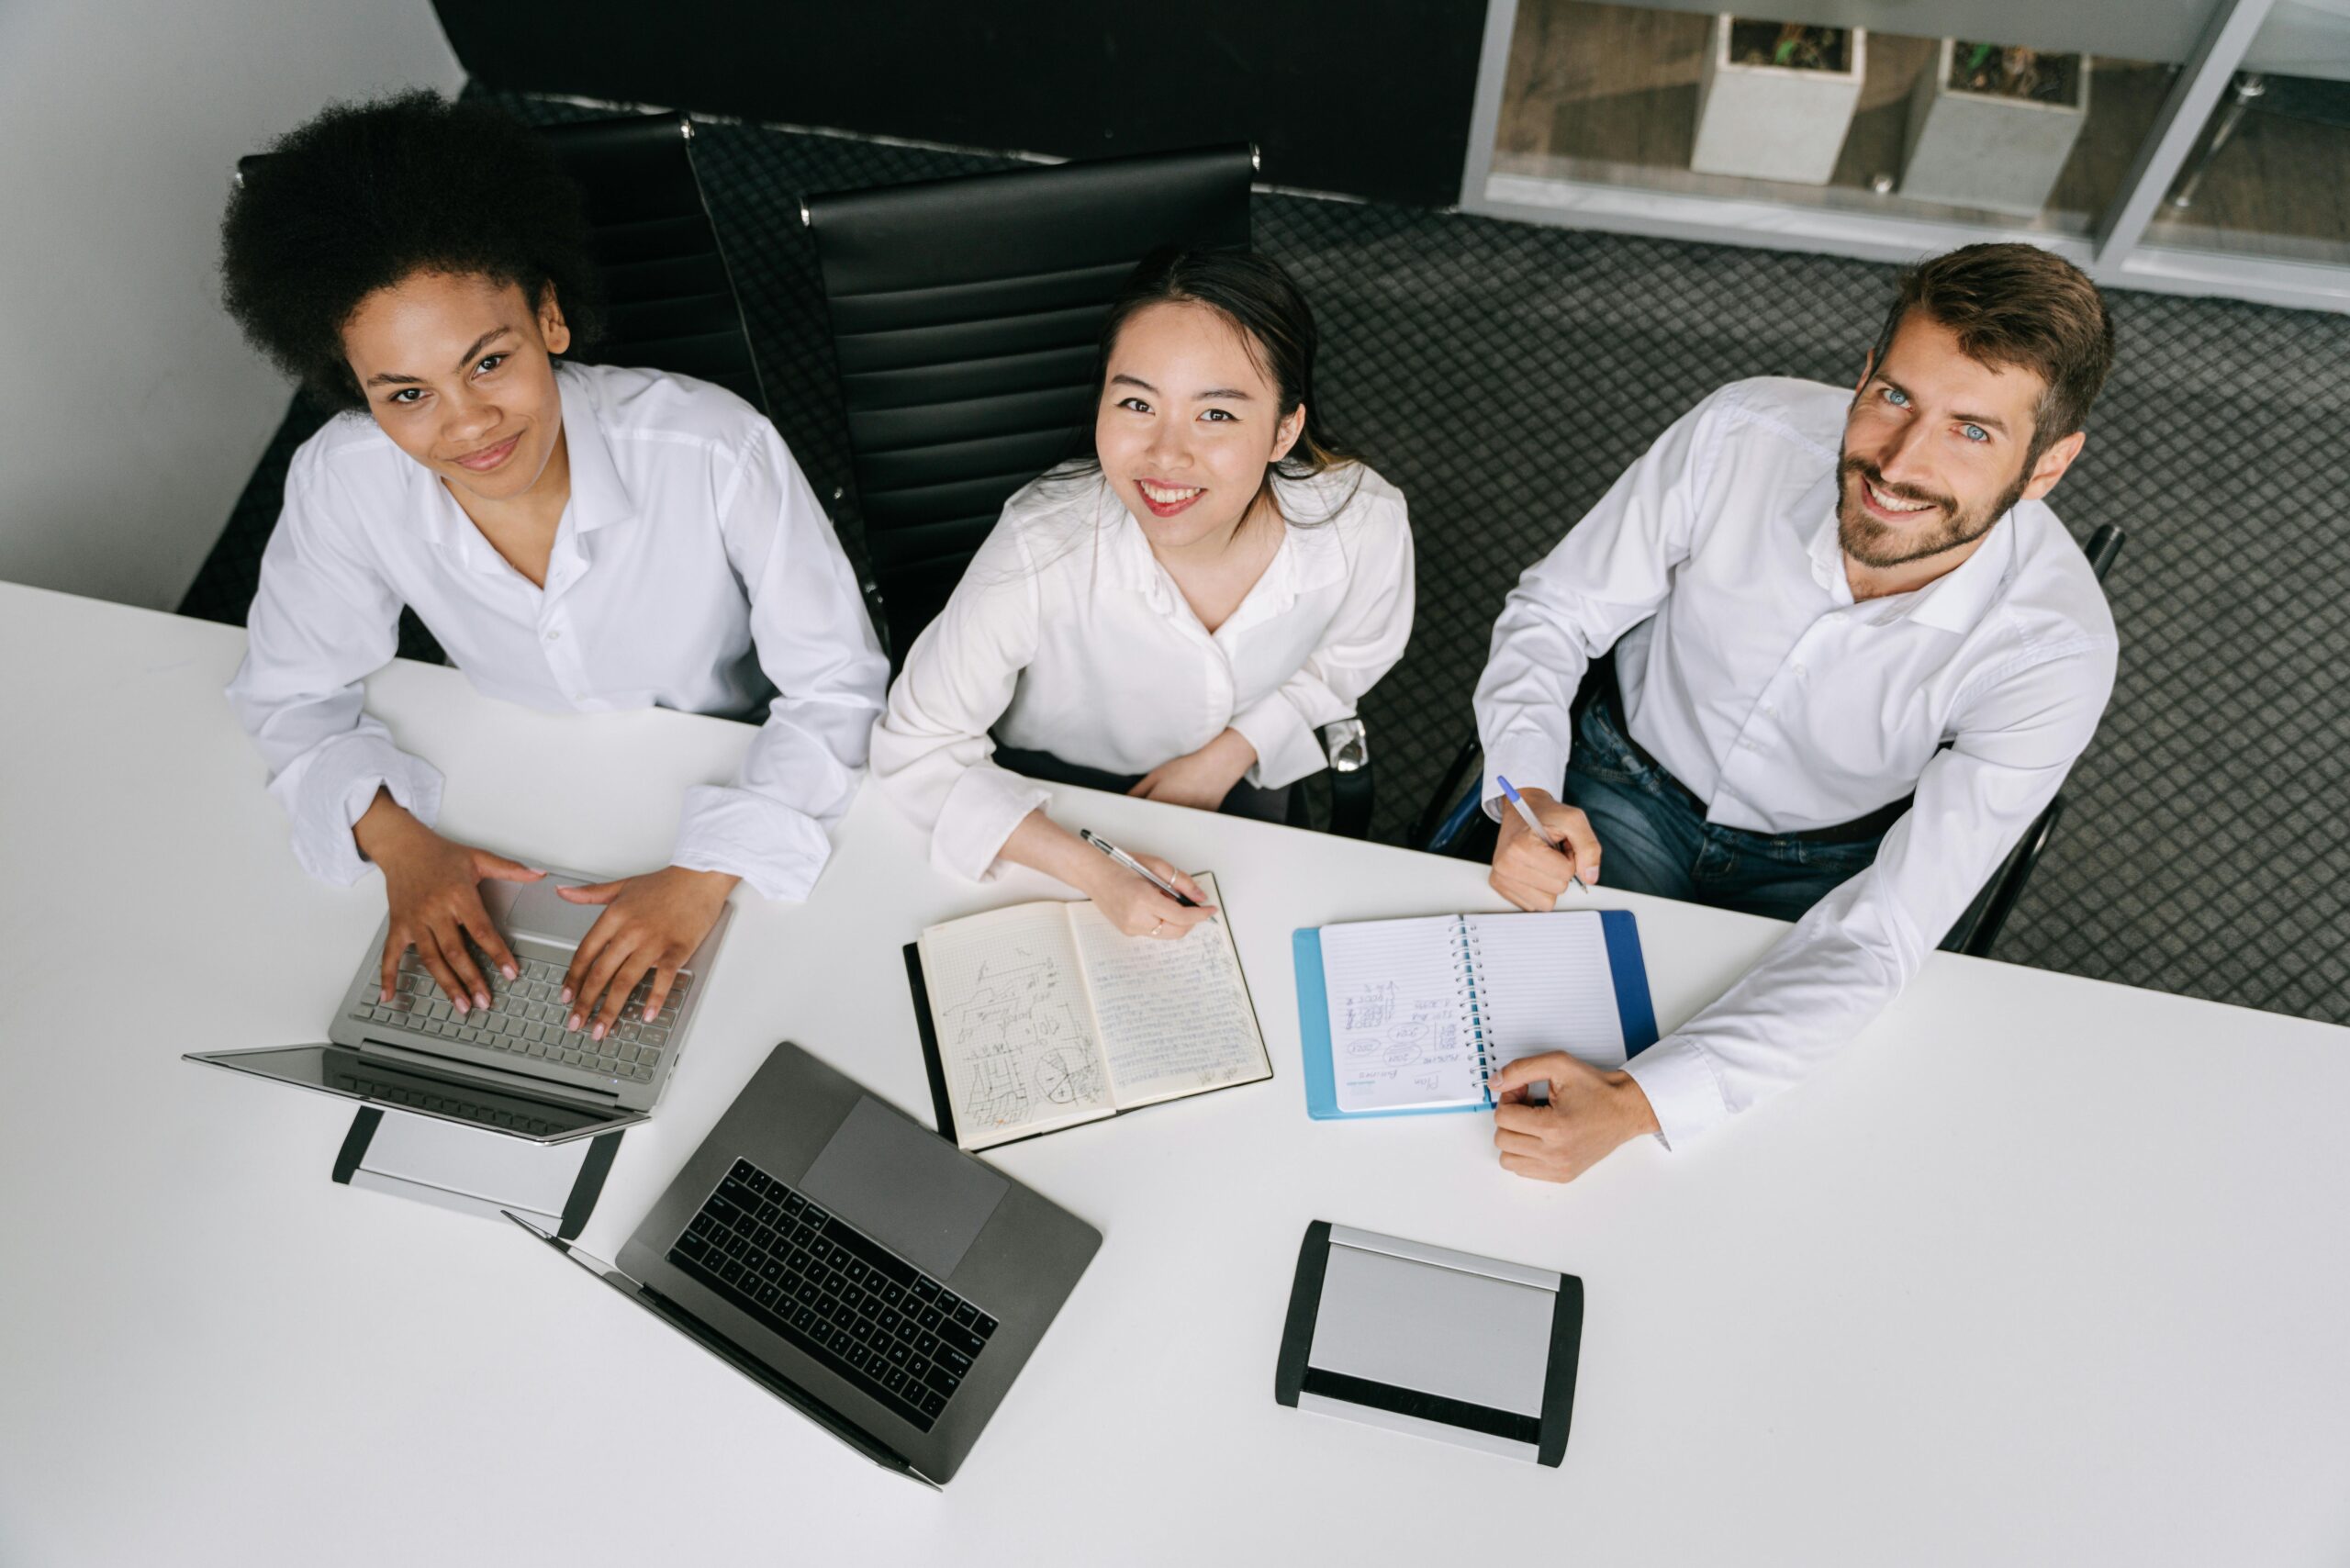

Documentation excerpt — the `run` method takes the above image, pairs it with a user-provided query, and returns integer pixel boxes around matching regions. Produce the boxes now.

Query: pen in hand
[1078,829,1218,921]
[1495,775,1589,896]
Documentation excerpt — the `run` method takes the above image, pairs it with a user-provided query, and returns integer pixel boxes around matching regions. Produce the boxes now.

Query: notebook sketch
[1316,912,1627,1114]
[917,872,1270,1150]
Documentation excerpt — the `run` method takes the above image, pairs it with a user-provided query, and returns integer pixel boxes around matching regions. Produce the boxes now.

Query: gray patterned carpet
[179,91,2350,1025]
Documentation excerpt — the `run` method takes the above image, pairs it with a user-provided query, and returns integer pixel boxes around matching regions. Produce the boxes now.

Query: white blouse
[871,464,1416,880]
[226,362,889,900]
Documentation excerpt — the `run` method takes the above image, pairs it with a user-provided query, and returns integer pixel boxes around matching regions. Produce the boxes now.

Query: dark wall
[430,1,1487,208]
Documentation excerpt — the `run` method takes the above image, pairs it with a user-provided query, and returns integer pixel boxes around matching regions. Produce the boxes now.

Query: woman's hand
[1130,728,1258,812]
[997,811,1218,939]
[556,866,739,1038]
[1080,852,1218,940]
[354,790,543,1014]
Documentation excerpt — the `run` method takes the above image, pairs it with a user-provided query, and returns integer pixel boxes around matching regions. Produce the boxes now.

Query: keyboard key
[935,1343,974,1376]
[972,1312,998,1341]
[937,1322,984,1361]
[951,1303,978,1328]
[921,1361,962,1397]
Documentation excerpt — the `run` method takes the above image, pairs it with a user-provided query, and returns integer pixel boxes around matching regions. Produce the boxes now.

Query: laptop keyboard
[349,951,690,1084]
[667,1158,998,1434]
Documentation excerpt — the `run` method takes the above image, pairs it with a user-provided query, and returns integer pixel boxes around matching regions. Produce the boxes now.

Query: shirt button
[544,630,562,643]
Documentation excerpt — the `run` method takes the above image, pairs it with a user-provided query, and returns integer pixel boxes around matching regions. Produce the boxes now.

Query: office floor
[179,89,2350,1025]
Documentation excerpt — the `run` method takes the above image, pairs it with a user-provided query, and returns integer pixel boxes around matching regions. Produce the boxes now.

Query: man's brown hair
[1871,243,2115,464]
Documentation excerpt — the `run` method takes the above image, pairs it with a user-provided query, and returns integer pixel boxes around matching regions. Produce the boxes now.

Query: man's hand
[1488,787,1603,913]
[354,790,543,1014]
[556,866,739,1038]
[1489,1051,1660,1183]
[1131,728,1258,812]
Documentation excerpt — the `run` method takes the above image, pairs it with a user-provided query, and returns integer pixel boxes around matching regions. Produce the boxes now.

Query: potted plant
[1899,40,2091,216]
[1691,17,1867,185]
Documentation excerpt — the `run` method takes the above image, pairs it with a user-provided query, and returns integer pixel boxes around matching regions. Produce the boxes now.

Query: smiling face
[339,270,572,506]
[1093,300,1306,554]
[1839,310,2083,571]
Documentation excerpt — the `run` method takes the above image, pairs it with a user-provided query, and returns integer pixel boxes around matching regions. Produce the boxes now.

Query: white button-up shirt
[227,362,889,901]
[1476,377,2118,1146]
[871,464,1415,881]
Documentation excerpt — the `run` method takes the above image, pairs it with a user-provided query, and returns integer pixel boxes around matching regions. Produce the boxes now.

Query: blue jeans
[1564,698,1883,923]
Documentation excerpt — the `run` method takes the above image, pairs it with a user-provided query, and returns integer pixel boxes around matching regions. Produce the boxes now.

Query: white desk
[4,580,2348,1567]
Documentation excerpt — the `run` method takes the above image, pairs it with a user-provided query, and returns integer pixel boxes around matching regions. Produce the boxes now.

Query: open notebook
[903,873,1270,1151]
[1292,910,1658,1118]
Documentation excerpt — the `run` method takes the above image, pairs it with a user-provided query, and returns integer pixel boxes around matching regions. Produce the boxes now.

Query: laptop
[510,1041,1102,1485]
[186,865,729,1144]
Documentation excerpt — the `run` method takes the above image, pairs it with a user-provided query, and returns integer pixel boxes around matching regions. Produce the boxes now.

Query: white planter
[1690,16,1866,185]
[1899,39,2091,216]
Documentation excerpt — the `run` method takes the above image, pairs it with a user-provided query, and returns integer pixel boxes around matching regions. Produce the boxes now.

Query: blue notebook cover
[1293,911,1659,1121]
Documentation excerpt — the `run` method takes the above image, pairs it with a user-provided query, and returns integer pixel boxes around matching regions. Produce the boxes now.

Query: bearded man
[1473,243,2118,1182]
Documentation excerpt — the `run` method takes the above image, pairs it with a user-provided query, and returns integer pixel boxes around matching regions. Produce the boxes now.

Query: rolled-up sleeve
[867,519,1052,882]
[225,454,442,885]
[672,425,890,901]
[1626,636,2118,1145]
[1473,393,1727,813]
[1230,490,1416,789]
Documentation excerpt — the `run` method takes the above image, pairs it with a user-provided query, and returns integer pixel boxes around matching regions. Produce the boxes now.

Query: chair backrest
[801,145,1255,659]
[539,116,769,416]
[233,113,768,418]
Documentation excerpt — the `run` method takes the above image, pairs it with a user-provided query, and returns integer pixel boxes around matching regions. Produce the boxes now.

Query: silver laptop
[187,865,730,1144]
[513,1041,1101,1485]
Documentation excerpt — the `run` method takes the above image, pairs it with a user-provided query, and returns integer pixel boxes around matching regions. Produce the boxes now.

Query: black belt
[1596,666,1912,846]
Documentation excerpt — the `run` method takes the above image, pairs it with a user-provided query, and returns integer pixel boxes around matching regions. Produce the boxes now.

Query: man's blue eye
[1883,386,1908,407]
[1961,423,1989,442]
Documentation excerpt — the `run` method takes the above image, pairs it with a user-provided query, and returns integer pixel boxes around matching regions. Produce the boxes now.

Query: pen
[1495,775,1588,894]
[1079,828,1203,910]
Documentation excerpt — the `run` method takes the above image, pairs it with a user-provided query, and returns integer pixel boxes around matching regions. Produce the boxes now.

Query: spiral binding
[1451,915,1501,1106]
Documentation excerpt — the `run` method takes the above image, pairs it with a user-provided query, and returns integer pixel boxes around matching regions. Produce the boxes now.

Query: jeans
[1563,698,1883,923]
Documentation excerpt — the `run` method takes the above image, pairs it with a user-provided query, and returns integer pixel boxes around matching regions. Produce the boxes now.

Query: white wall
[0,1,464,610]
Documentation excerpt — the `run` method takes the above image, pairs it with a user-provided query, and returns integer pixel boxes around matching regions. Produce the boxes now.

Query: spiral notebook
[1292,911,1657,1118]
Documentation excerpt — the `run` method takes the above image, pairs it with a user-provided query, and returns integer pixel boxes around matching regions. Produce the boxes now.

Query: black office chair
[202,114,767,661]
[1415,523,2125,958]
[800,146,1377,838]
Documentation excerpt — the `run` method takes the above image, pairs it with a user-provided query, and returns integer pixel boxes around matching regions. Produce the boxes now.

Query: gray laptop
[513,1041,1102,1485]
[186,865,729,1144]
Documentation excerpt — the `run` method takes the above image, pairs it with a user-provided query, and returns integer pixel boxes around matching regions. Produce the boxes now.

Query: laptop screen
[193,1045,637,1140]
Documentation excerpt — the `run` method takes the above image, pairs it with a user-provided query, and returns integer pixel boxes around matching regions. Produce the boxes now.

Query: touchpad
[483,876,602,946]
[800,1097,1008,1282]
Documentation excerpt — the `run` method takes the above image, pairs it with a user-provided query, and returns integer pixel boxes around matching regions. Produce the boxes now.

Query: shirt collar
[554,362,636,536]
[1903,509,2019,632]
[1096,471,1350,624]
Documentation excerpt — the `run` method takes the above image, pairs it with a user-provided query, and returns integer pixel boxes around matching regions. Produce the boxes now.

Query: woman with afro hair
[221,93,886,1043]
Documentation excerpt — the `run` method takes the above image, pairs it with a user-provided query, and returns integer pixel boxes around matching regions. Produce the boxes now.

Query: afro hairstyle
[219,91,604,410]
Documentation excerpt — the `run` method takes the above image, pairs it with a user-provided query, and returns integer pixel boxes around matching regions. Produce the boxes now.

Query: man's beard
[1837,455,2028,570]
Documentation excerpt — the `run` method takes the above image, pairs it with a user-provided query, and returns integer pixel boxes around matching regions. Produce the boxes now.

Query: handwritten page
[1464,911,1627,1071]
[918,904,1114,1150]
[1315,916,1490,1113]
[1067,873,1270,1108]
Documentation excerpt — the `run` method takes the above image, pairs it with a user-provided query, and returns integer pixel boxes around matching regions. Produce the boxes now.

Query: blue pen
[1496,775,1588,894]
